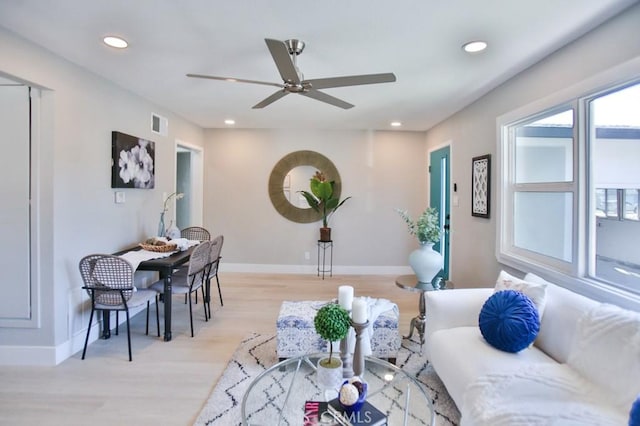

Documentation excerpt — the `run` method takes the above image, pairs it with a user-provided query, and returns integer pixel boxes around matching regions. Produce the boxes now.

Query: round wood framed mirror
[268,150,342,223]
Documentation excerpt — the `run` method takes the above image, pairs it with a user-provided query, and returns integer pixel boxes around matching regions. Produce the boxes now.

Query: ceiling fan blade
[305,73,396,89]
[264,38,301,85]
[300,89,354,109]
[252,90,289,109]
[186,73,284,89]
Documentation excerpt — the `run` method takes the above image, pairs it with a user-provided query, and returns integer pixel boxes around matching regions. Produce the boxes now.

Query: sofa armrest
[425,288,493,342]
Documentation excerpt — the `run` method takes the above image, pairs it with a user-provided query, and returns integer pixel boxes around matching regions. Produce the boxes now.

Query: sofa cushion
[429,326,555,409]
[568,302,640,410]
[495,270,547,319]
[461,363,627,426]
[479,290,540,353]
[525,273,599,363]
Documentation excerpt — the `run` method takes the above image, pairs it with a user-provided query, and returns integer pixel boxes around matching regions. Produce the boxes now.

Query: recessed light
[390,121,402,127]
[103,36,128,49]
[224,119,235,125]
[462,40,487,53]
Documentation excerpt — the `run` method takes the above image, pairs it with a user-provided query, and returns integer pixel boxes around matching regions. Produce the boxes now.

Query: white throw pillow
[568,303,640,410]
[495,270,547,319]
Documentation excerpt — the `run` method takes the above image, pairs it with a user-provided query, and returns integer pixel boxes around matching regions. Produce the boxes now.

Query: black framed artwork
[471,154,491,218]
[111,131,155,189]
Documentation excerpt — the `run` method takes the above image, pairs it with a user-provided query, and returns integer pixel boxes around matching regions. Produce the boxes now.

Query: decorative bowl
[139,243,177,253]
[338,379,368,415]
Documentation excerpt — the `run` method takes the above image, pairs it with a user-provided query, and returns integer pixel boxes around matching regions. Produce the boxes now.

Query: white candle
[338,285,354,310]
[352,297,368,323]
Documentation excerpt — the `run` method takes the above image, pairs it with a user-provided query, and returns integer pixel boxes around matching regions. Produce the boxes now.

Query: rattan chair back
[187,241,210,289]
[207,235,224,275]
[79,254,134,306]
[181,226,211,242]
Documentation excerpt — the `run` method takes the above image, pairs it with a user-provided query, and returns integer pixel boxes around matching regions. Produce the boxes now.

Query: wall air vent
[151,113,168,136]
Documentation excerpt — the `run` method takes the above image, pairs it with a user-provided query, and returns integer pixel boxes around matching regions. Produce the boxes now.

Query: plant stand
[317,240,333,279]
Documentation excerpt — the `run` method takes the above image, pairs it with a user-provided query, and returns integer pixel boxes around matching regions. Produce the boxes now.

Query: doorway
[429,145,451,281]
[175,142,204,229]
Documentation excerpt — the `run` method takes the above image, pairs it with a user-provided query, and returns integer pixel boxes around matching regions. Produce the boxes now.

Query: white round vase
[409,242,444,284]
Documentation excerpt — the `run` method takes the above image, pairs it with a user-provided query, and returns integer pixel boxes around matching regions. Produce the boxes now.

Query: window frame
[498,102,579,276]
[496,59,640,309]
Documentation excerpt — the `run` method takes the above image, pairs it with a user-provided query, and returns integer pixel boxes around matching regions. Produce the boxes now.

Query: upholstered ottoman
[276,300,400,363]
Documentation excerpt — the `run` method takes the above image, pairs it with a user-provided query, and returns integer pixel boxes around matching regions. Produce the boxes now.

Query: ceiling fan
[187,38,396,109]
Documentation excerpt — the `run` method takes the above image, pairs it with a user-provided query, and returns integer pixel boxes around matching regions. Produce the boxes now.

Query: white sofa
[425,272,640,425]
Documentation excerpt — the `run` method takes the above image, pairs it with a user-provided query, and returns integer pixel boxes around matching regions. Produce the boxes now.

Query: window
[624,189,639,221]
[595,188,620,218]
[510,109,575,264]
[498,81,640,298]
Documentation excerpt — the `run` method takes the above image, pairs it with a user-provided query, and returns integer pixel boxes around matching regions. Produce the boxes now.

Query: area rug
[193,333,460,425]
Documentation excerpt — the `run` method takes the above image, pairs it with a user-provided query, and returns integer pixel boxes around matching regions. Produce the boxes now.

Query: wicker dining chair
[178,226,211,304]
[180,226,211,242]
[206,235,225,310]
[79,254,160,362]
[150,241,211,337]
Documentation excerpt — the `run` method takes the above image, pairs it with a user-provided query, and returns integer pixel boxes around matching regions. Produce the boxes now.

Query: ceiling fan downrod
[284,39,305,85]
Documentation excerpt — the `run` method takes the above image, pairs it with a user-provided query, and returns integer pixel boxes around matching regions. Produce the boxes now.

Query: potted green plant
[299,171,352,241]
[396,207,444,285]
[314,303,351,389]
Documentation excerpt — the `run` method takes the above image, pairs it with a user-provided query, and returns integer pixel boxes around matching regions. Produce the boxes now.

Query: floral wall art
[111,131,155,189]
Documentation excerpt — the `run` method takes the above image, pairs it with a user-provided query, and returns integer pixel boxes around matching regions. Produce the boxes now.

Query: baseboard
[220,263,413,276]
[0,344,58,366]
[0,308,143,366]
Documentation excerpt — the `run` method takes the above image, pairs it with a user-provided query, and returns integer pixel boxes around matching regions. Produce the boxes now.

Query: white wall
[596,219,640,265]
[203,129,428,273]
[0,27,204,364]
[425,4,640,288]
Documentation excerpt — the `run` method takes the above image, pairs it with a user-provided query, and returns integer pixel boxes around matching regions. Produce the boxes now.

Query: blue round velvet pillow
[479,289,540,353]
[630,394,640,426]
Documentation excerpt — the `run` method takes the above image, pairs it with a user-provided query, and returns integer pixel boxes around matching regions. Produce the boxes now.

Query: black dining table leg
[101,311,111,339]
[160,268,173,342]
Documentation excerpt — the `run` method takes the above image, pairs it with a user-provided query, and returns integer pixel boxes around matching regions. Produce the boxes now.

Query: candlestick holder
[351,319,370,377]
[340,333,354,379]
[340,309,354,378]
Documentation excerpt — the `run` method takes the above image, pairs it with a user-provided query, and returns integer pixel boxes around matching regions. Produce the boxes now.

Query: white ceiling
[0,0,636,131]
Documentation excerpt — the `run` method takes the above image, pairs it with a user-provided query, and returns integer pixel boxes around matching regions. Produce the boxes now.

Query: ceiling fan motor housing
[284,39,305,55]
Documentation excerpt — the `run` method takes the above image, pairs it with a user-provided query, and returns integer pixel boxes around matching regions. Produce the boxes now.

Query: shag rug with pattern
[194,333,460,425]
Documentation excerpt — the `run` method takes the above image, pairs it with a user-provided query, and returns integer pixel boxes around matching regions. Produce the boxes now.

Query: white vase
[409,242,444,284]
[317,357,343,390]
[165,221,181,240]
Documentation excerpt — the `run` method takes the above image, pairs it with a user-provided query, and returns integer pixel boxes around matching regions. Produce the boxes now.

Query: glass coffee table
[241,353,434,425]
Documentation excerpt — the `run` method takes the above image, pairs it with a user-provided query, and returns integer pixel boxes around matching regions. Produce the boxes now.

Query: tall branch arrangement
[396,207,441,244]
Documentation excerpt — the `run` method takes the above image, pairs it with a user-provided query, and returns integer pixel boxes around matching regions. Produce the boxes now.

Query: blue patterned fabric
[630,395,640,426]
[479,290,540,353]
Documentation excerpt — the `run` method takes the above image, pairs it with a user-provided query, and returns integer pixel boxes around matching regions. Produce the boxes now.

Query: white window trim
[496,56,640,311]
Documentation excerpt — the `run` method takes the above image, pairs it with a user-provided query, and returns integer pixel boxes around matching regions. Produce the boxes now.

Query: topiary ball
[314,303,351,342]
[479,289,540,353]
[630,394,640,426]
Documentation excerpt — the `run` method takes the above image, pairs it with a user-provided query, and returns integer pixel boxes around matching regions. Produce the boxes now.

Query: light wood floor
[0,273,420,425]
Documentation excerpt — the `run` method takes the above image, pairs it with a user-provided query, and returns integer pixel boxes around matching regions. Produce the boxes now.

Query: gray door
[0,84,31,321]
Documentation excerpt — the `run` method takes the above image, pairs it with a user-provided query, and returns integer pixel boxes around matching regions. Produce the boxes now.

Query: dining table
[111,244,197,342]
